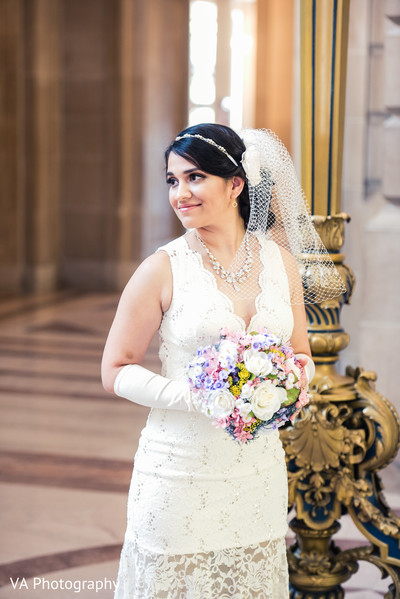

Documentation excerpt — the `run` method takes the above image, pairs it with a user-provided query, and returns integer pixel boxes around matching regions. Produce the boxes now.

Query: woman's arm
[290,302,311,357]
[289,278,314,383]
[277,245,311,357]
[101,250,172,394]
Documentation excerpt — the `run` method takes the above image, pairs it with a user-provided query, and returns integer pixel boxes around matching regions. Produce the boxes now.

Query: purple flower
[213,380,224,389]
[204,376,214,390]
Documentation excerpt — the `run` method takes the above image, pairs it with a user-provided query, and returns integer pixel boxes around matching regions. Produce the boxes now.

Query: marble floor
[0,292,399,598]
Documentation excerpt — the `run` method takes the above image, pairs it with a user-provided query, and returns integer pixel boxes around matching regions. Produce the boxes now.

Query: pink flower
[205,364,218,376]
[213,416,230,429]
[234,429,254,442]
[297,388,309,407]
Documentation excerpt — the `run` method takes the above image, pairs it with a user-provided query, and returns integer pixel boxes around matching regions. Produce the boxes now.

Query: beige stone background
[339,0,400,409]
[0,1,399,597]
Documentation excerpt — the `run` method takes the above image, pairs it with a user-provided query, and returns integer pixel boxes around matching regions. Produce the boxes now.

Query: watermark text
[10,577,116,593]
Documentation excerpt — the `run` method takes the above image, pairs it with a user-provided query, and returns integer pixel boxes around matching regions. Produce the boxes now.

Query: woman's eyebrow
[166,167,200,176]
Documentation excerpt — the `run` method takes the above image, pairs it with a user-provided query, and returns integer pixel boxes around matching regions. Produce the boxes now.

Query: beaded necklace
[196,233,253,292]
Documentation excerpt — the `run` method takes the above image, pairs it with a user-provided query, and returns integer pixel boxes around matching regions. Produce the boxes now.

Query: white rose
[207,389,235,419]
[241,145,262,186]
[243,349,273,377]
[218,340,238,359]
[250,381,286,421]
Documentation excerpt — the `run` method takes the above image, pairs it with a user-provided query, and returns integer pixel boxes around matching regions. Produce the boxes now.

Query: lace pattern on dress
[114,537,289,599]
[114,234,292,597]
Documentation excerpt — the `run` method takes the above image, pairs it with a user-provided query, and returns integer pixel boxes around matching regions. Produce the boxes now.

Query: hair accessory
[175,133,239,167]
[241,145,261,186]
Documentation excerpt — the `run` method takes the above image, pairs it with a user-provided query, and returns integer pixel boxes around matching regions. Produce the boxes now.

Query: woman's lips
[178,204,201,212]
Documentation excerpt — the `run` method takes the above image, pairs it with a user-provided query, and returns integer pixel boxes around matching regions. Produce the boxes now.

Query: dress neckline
[181,234,265,332]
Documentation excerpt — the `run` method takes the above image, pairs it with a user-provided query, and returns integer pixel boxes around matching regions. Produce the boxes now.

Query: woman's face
[167,152,240,230]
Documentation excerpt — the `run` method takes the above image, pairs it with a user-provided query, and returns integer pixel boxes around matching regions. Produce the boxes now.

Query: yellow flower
[244,420,260,433]
[238,367,250,380]
[269,348,284,358]
[230,384,241,397]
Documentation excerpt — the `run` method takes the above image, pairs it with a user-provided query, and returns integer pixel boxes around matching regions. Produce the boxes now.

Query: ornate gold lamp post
[280,1,400,597]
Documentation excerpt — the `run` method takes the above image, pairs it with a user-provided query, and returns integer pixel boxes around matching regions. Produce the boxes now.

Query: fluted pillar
[359,0,400,406]
[0,0,62,293]
[0,0,189,293]
[254,0,294,150]
[141,0,189,258]
[107,0,189,285]
[0,0,25,292]
[300,0,349,216]
[24,0,62,292]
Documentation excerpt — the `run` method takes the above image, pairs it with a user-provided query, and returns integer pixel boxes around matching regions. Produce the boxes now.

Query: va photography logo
[10,577,117,593]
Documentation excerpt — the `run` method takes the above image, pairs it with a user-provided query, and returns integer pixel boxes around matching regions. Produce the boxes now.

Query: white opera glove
[295,353,316,385]
[114,364,195,411]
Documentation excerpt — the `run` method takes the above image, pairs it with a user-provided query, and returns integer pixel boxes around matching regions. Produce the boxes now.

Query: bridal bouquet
[187,328,309,443]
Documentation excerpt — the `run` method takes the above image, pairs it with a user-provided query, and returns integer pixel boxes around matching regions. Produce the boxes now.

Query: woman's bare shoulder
[138,249,171,273]
[123,250,172,312]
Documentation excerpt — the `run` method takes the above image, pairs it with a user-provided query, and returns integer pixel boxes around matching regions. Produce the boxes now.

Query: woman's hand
[296,355,308,369]
[295,353,315,388]
[113,364,195,411]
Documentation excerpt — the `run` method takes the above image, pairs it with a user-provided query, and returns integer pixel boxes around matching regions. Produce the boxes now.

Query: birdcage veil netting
[181,128,346,305]
[229,128,345,304]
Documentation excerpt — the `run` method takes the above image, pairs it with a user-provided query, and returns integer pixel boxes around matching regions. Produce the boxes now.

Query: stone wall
[340,0,400,410]
[0,0,188,293]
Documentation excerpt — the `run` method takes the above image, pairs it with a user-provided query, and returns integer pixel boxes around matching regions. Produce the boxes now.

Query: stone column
[360,0,400,406]
[141,0,189,258]
[23,0,62,292]
[299,0,349,216]
[215,0,231,126]
[0,0,25,292]
[254,0,294,150]
[341,0,400,408]
[86,0,189,284]
[105,0,143,289]
[60,0,120,290]
[0,0,62,293]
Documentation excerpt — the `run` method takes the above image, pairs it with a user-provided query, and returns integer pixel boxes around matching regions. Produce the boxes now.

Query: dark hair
[165,123,251,227]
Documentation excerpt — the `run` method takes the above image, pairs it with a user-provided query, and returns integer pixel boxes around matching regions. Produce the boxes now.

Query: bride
[101,123,342,598]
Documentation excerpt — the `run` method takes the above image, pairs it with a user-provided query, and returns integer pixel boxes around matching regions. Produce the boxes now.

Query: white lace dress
[114,235,293,599]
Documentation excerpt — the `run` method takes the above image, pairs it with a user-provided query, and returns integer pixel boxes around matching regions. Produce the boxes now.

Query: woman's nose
[177,182,192,199]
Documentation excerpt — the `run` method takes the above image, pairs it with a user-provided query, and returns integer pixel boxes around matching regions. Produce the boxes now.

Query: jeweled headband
[174,133,239,167]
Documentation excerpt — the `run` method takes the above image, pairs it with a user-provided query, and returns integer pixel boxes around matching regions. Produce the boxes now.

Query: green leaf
[281,388,300,407]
